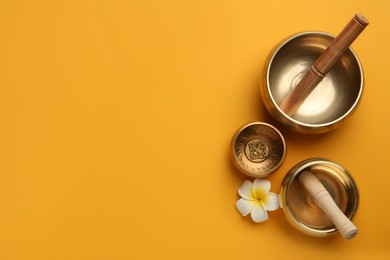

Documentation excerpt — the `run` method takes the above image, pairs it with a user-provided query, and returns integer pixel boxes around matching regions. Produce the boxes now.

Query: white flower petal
[251,203,268,223]
[261,192,280,211]
[252,179,271,199]
[236,198,257,216]
[238,180,254,199]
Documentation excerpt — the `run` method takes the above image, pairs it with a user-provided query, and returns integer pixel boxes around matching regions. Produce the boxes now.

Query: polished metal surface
[280,158,359,237]
[231,122,286,178]
[261,32,364,134]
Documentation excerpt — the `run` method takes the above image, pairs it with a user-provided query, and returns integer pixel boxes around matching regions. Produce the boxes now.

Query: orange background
[1,0,389,259]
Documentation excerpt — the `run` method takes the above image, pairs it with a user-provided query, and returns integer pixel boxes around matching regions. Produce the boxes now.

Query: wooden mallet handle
[279,13,369,116]
[298,170,358,240]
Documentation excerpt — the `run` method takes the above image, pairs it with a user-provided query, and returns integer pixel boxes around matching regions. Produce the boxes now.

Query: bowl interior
[232,123,286,178]
[268,32,362,125]
[284,160,359,235]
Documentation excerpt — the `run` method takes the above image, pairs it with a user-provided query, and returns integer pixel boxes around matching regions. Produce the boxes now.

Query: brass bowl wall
[280,158,359,237]
[261,32,364,134]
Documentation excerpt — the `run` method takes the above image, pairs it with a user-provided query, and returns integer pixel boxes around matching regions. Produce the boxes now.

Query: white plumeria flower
[236,178,280,223]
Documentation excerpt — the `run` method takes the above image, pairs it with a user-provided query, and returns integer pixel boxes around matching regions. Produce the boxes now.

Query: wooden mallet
[299,170,358,240]
[279,13,369,116]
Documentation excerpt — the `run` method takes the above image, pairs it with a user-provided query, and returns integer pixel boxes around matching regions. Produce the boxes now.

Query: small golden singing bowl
[261,32,364,134]
[231,122,286,178]
[280,158,359,237]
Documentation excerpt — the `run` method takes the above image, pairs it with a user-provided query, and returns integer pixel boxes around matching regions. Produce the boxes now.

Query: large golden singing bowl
[280,158,359,237]
[261,32,364,134]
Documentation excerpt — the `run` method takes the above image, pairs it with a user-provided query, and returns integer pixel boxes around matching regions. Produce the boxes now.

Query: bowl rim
[266,31,364,130]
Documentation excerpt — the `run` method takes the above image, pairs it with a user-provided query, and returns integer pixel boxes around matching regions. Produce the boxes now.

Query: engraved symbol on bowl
[244,138,270,163]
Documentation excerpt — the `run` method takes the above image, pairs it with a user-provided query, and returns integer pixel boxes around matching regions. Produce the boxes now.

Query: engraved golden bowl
[261,32,364,134]
[231,122,286,178]
[280,158,359,237]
